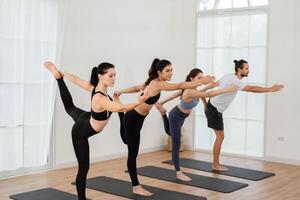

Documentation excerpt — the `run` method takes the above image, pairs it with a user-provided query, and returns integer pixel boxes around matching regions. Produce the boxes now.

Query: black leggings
[162,113,170,136]
[122,109,146,186]
[57,78,97,200]
[118,112,127,144]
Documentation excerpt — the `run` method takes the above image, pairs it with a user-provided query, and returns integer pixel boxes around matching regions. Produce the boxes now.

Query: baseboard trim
[194,148,300,166]
[264,156,300,166]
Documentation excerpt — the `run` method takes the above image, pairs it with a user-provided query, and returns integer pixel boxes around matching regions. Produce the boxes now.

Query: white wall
[265,0,300,163]
[54,0,197,167]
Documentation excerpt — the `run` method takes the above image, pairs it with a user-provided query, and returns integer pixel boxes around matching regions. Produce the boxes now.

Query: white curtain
[0,0,65,172]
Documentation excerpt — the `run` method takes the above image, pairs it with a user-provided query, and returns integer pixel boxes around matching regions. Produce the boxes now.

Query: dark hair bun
[153,58,160,63]
[234,60,238,64]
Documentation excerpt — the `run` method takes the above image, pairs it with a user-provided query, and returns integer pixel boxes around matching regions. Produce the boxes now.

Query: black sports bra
[91,88,113,121]
[144,92,161,105]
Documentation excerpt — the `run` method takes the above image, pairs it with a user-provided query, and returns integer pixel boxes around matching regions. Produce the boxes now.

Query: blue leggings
[168,106,189,171]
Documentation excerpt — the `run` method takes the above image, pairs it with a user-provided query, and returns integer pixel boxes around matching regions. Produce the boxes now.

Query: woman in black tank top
[115,58,216,196]
[44,61,148,200]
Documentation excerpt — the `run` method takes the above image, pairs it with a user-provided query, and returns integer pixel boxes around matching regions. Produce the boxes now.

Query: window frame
[193,0,270,158]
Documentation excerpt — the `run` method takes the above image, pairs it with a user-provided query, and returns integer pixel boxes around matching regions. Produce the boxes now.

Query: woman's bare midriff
[134,103,154,116]
[89,118,109,133]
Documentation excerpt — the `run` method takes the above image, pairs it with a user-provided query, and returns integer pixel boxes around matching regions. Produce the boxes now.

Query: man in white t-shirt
[203,59,284,171]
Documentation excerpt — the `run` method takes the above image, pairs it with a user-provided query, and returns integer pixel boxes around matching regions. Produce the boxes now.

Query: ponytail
[90,67,99,86]
[144,58,171,85]
[145,58,160,85]
[89,62,115,87]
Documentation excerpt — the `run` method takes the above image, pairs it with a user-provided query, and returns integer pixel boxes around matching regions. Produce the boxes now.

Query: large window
[194,0,268,157]
[0,0,60,177]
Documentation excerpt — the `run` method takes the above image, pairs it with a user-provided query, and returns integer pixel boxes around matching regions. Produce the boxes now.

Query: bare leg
[212,130,229,171]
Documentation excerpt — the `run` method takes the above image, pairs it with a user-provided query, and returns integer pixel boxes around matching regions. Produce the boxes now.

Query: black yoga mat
[10,188,80,200]
[84,176,206,200]
[129,166,248,193]
[163,158,275,181]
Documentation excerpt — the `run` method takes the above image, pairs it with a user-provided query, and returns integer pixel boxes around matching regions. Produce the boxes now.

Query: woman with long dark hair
[115,59,215,196]
[44,61,148,200]
[154,68,238,181]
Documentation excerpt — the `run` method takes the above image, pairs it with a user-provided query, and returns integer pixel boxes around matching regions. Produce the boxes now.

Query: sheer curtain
[0,0,65,174]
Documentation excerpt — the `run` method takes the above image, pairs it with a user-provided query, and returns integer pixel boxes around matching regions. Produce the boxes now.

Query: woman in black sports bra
[115,58,216,196]
[44,61,148,200]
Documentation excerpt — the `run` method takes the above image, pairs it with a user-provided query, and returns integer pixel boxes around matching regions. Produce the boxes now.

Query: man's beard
[241,73,248,77]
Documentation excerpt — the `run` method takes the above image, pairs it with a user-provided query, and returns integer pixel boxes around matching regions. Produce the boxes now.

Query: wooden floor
[1,150,300,200]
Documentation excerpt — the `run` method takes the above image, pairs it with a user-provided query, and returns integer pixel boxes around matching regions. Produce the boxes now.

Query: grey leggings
[168,106,189,171]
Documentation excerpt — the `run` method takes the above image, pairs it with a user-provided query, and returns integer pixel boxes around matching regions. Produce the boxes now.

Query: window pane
[222,118,246,154]
[231,15,249,47]
[251,0,268,6]
[23,1,58,42]
[213,48,232,78]
[24,125,49,167]
[199,0,216,11]
[0,127,23,171]
[248,47,266,84]
[24,41,56,83]
[246,121,264,156]
[197,48,213,75]
[195,115,212,149]
[0,1,23,38]
[214,16,231,47]
[247,93,265,121]
[217,0,232,9]
[230,47,248,62]
[249,13,267,46]
[23,83,52,125]
[0,39,24,82]
[0,84,23,126]
[197,17,214,47]
[224,91,247,119]
[233,0,248,8]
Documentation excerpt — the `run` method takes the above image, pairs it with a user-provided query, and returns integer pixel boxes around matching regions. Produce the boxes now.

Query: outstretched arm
[114,84,146,96]
[158,90,182,105]
[243,84,284,93]
[187,85,238,98]
[93,89,149,112]
[200,81,220,92]
[154,90,182,115]
[154,75,215,91]
[61,71,93,92]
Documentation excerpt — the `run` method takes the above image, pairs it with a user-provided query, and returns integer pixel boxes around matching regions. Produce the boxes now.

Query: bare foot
[133,185,153,196]
[44,61,62,79]
[176,171,192,181]
[212,164,229,171]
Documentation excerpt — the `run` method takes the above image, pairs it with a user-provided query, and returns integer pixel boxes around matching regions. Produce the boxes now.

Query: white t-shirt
[210,73,246,113]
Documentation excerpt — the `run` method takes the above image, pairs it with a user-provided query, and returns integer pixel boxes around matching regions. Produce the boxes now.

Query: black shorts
[205,100,224,131]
